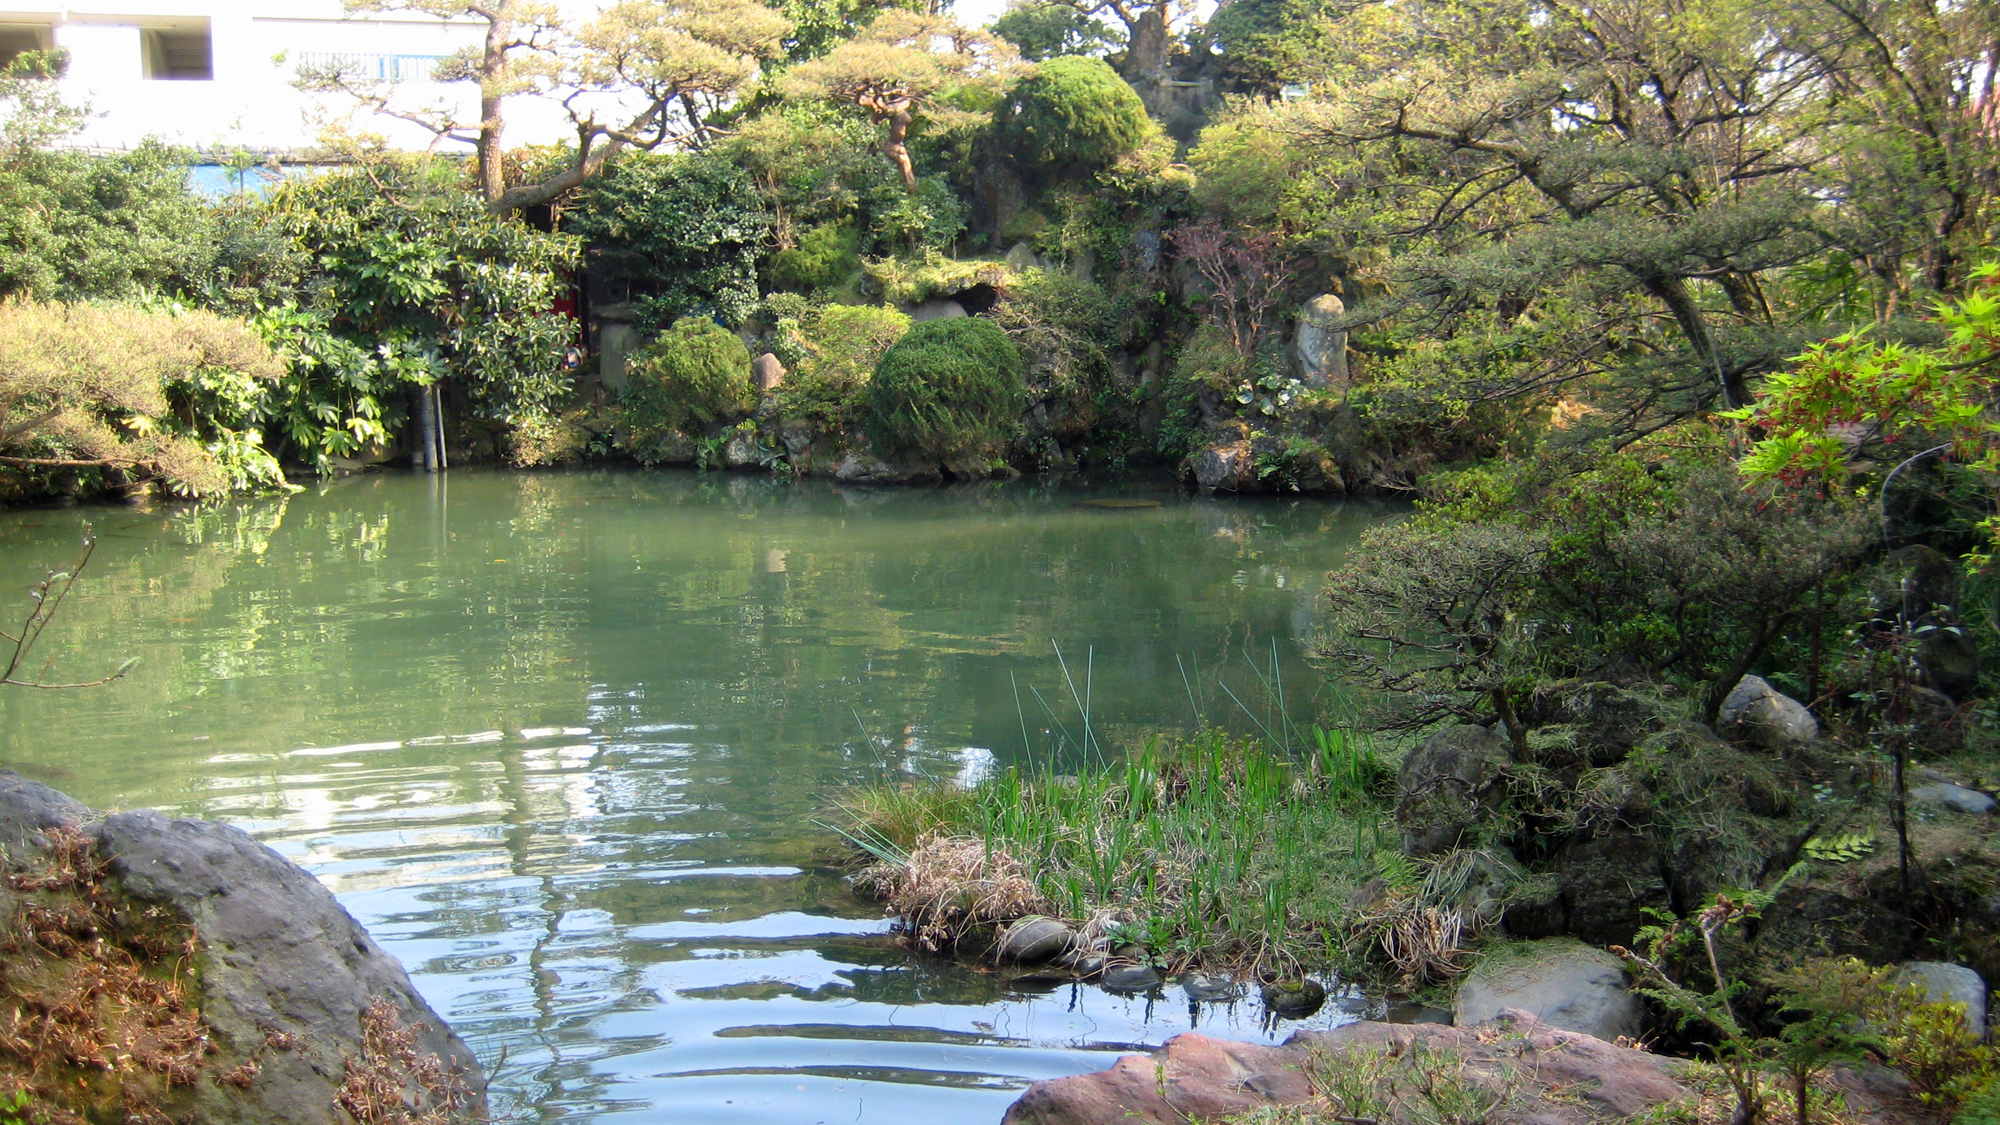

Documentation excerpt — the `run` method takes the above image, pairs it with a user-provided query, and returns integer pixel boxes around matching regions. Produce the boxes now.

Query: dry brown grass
[0,826,212,1125]
[862,831,1048,952]
[1348,896,1473,990]
[334,998,475,1125]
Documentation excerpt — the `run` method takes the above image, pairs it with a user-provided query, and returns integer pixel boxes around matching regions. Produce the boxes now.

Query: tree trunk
[883,110,917,191]
[476,4,512,205]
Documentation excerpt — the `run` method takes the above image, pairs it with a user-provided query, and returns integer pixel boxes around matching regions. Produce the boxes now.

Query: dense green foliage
[767,222,863,292]
[264,160,579,470]
[1322,442,1874,736]
[803,303,912,392]
[621,317,755,451]
[0,142,216,303]
[990,1,1119,61]
[996,56,1155,173]
[993,268,1122,410]
[564,151,772,332]
[866,317,1025,462]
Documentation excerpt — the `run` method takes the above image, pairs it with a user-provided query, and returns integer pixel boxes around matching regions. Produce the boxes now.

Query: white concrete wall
[16,0,602,153]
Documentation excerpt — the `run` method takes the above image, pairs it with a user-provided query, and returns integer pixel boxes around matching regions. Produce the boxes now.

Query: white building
[0,0,583,155]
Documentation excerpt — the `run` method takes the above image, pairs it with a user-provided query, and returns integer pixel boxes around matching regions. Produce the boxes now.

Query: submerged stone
[1259,978,1327,1018]
[1179,973,1240,1002]
[1102,963,1163,992]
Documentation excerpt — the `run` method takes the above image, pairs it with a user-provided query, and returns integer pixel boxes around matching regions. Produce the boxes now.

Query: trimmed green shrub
[866,317,1025,462]
[768,222,863,292]
[997,57,1157,172]
[809,304,912,392]
[621,318,754,457]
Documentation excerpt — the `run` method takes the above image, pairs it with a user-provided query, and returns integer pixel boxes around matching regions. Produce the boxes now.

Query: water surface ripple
[0,470,1391,1123]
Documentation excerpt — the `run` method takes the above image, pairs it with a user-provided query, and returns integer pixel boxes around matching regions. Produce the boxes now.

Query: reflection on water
[0,470,1394,1124]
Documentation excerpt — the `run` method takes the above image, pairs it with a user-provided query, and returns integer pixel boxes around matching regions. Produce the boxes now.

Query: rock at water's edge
[0,772,484,1125]
[997,916,1075,964]
[1001,1011,1684,1125]
[1452,938,1642,1043]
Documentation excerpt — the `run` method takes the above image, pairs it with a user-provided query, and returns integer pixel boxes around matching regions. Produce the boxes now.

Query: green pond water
[0,469,1393,1124]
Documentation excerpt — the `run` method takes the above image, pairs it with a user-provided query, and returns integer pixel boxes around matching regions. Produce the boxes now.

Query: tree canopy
[779,10,1020,190]
[304,0,791,213]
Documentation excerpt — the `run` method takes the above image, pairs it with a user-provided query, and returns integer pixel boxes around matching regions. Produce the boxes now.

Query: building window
[143,22,212,80]
[0,25,52,67]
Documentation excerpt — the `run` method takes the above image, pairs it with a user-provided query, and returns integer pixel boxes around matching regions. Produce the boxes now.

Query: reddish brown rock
[1003,1033,1310,1125]
[1003,1011,1687,1125]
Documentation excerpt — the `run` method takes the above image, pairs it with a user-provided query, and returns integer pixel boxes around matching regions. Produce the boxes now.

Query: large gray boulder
[1910,783,1996,817]
[1191,441,1254,492]
[1454,939,1642,1043]
[1897,961,1987,1032]
[1393,724,1511,855]
[0,772,483,1125]
[1717,675,1818,749]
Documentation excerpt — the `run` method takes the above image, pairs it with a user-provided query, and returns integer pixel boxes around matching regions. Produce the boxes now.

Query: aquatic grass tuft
[832,726,1398,978]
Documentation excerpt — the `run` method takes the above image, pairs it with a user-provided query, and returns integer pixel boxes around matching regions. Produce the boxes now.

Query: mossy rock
[1393,724,1511,856]
[0,772,484,1125]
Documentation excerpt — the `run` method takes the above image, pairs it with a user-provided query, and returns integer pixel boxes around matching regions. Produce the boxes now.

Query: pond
[0,470,1394,1124]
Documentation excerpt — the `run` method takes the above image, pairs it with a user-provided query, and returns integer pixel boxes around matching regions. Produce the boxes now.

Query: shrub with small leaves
[620,318,753,459]
[1955,1081,2000,1125]
[865,317,1025,463]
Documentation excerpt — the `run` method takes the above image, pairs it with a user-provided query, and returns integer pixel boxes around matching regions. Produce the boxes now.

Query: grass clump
[836,728,1412,977]
[865,316,1025,464]
[619,317,753,457]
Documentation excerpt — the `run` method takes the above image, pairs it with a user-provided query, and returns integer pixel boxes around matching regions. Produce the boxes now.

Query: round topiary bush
[996,56,1157,172]
[866,317,1026,463]
[620,317,753,458]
